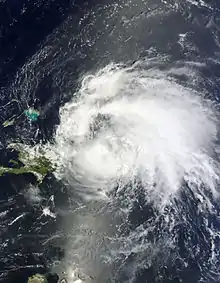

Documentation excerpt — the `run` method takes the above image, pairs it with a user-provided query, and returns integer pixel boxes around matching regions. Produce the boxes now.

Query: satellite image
[0,0,220,283]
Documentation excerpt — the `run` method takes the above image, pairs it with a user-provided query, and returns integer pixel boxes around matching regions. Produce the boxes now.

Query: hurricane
[48,59,220,282]
[54,60,219,199]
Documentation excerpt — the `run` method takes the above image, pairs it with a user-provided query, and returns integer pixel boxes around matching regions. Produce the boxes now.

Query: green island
[28,274,48,283]
[0,143,55,183]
